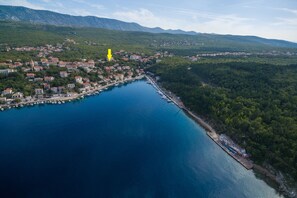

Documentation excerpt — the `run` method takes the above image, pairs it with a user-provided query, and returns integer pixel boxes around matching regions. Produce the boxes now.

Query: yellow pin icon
[107,49,112,61]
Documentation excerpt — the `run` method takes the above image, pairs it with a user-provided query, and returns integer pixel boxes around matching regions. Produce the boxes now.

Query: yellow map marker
[107,49,112,61]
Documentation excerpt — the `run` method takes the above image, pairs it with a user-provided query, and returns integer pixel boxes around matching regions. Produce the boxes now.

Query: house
[35,89,44,95]
[22,68,31,72]
[123,66,131,70]
[43,83,51,90]
[83,67,92,73]
[0,69,15,76]
[25,96,32,102]
[57,86,65,93]
[127,71,134,77]
[13,62,22,68]
[104,67,112,72]
[115,74,124,81]
[44,76,55,82]
[66,92,73,97]
[83,78,90,83]
[40,58,48,63]
[26,73,35,78]
[40,58,49,67]
[130,55,142,61]
[33,66,43,72]
[12,92,24,99]
[83,83,91,89]
[2,88,13,95]
[60,71,68,78]
[34,78,44,82]
[51,87,58,93]
[58,61,66,67]
[0,97,7,103]
[66,64,78,72]
[75,76,83,84]
[87,60,95,67]
[49,57,59,64]
[67,84,75,89]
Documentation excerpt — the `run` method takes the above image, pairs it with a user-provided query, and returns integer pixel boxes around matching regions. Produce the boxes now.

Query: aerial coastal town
[0,41,255,172]
[0,42,172,111]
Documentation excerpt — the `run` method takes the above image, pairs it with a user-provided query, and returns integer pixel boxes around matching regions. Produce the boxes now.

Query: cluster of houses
[0,48,165,106]
[0,39,174,107]
[15,44,64,58]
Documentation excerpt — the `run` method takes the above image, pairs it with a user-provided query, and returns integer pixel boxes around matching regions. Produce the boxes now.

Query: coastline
[145,74,296,197]
[146,75,253,169]
[0,75,145,111]
[1,74,295,196]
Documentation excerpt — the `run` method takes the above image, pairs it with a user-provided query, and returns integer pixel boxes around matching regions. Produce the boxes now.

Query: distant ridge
[0,5,297,48]
[0,5,197,35]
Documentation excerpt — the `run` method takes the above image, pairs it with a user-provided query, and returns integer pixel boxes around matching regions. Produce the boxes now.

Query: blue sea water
[0,80,282,198]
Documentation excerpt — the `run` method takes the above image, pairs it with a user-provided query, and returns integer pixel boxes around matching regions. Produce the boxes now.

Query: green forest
[149,60,297,181]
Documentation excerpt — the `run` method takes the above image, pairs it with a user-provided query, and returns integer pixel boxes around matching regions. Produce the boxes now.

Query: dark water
[0,80,282,198]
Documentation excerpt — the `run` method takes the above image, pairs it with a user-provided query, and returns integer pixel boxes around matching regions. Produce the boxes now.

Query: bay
[0,80,282,198]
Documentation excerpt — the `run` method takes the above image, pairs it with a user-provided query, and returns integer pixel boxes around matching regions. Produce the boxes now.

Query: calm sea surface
[0,80,282,198]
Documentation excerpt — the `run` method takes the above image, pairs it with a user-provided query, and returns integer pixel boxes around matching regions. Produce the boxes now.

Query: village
[0,43,171,110]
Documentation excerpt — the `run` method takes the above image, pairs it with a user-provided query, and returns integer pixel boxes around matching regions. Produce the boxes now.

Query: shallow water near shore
[0,80,282,198]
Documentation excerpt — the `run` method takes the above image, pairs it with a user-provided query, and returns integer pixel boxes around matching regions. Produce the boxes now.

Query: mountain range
[0,5,196,35]
[0,5,297,48]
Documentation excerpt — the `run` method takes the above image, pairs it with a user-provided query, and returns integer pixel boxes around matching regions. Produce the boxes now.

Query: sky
[1,0,297,42]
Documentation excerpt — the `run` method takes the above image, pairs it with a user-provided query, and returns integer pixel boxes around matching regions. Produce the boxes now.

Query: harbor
[145,75,184,108]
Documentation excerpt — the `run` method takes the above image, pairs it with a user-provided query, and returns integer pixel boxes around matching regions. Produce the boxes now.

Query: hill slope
[0,5,297,49]
[0,5,196,35]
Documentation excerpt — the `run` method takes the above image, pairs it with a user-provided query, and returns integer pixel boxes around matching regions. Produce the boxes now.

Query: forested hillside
[149,60,297,181]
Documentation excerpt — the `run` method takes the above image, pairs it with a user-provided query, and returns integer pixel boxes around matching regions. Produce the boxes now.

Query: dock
[207,131,253,170]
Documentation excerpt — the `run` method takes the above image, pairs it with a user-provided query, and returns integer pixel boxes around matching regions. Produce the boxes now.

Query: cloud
[0,0,44,10]
[71,0,105,10]
[274,17,297,27]
[112,6,297,42]
[112,8,182,29]
[113,9,158,26]
[277,8,297,15]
